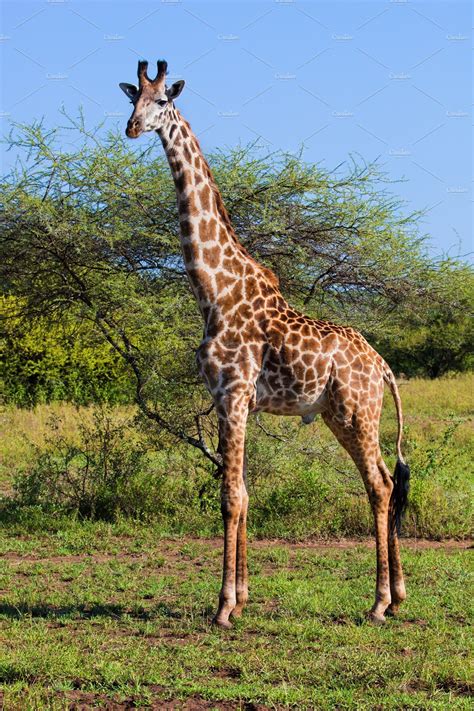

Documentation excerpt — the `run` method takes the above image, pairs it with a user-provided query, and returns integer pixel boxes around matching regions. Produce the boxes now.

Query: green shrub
[404,420,473,538]
[9,407,221,529]
[13,408,151,520]
[0,296,134,406]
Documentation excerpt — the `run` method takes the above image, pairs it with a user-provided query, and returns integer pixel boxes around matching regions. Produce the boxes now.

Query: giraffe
[120,59,410,628]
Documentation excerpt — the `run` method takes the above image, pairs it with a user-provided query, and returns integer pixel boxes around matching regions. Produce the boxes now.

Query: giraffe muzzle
[126,118,142,138]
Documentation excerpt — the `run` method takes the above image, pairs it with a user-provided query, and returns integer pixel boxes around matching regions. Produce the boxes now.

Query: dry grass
[0,404,134,495]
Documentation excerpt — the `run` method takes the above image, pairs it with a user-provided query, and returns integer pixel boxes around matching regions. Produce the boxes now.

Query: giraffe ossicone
[120,58,410,628]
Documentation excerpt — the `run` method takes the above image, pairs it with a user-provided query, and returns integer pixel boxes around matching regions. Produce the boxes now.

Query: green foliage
[13,408,152,521]
[374,264,474,377]
[404,419,473,539]
[0,296,133,406]
[0,116,472,475]
[8,406,219,526]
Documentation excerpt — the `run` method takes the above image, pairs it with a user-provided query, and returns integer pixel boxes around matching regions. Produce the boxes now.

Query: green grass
[0,531,472,709]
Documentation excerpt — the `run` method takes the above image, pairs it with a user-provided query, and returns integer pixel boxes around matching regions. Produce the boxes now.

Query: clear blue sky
[1,0,472,259]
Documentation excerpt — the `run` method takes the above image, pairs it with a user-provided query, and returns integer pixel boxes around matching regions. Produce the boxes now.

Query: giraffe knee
[368,466,393,502]
[221,491,243,522]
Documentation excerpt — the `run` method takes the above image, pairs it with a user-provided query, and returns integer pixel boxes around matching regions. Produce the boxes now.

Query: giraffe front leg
[213,397,249,629]
[230,472,249,619]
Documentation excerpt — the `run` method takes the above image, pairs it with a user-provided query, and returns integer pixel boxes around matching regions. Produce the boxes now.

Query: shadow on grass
[0,600,369,628]
[0,600,185,621]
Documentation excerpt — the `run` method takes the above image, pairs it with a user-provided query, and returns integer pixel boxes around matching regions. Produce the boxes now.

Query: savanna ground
[0,375,473,709]
[0,533,472,710]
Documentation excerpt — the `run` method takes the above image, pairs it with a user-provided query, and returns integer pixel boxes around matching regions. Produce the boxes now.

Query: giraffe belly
[253,377,328,417]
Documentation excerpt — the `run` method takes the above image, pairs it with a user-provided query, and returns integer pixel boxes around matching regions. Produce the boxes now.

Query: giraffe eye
[156,99,168,107]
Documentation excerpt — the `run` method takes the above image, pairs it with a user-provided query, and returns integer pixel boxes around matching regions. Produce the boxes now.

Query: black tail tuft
[392,459,410,535]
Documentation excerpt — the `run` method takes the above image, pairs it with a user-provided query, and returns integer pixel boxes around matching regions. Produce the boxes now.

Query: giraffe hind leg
[382,455,407,614]
[322,412,394,622]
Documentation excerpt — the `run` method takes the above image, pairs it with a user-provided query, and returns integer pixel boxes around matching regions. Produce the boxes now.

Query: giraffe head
[119,59,185,138]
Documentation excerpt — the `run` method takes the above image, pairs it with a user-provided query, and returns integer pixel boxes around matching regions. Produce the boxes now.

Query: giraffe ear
[119,83,138,100]
[166,80,185,101]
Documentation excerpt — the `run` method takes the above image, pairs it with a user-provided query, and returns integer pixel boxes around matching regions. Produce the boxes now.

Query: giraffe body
[120,59,410,628]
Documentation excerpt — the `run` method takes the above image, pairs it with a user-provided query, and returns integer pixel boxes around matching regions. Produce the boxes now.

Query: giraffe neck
[157,107,277,322]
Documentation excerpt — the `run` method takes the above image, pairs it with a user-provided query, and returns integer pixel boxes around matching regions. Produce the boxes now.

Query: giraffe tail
[383,367,410,535]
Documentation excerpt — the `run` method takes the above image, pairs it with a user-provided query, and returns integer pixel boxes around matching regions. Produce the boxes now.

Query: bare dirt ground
[1,690,274,711]
[60,690,273,710]
[2,537,471,565]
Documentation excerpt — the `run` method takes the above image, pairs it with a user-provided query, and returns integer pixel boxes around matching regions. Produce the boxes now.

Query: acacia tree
[1,116,471,462]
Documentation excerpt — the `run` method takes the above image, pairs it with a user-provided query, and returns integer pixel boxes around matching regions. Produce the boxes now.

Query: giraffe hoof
[230,606,243,619]
[366,611,386,625]
[386,603,401,617]
[211,616,233,630]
